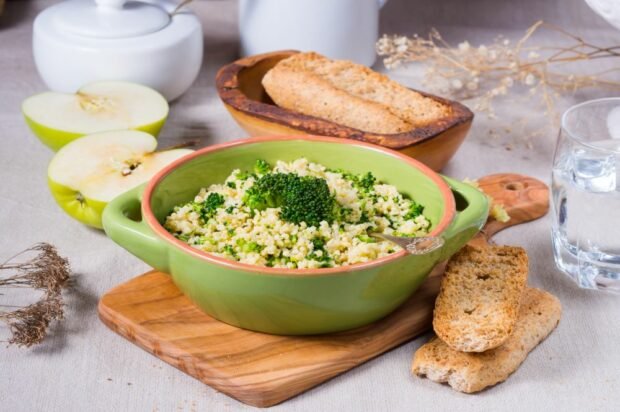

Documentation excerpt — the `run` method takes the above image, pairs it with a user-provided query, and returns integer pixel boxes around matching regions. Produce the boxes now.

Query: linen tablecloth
[1,1,619,410]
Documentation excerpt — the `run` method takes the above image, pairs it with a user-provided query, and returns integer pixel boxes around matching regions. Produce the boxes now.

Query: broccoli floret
[357,172,376,191]
[338,207,353,221]
[192,192,225,222]
[311,237,325,250]
[235,238,264,253]
[245,242,264,253]
[265,255,276,267]
[204,192,225,210]
[306,250,332,266]
[358,212,371,223]
[243,182,280,211]
[243,173,336,227]
[226,181,236,189]
[356,234,377,243]
[254,159,271,175]
[328,168,357,183]
[306,250,332,264]
[328,169,377,193]
[311,237,326,251]
[404,202,424,220]
[306,236,333,266]
[222,245,237,258]
[176,233,191,242]
[235,170,255,181]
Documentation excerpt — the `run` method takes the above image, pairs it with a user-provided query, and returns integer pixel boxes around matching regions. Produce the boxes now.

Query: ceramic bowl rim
[142,135,456,276]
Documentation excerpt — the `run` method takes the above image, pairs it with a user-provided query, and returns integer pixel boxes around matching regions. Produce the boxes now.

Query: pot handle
[102,184,170,273]
[438,177,489,261]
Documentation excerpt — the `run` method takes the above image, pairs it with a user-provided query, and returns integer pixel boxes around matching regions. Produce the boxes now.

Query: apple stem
[76,193,85,205]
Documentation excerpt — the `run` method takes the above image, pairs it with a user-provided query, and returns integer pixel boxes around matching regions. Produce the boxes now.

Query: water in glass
[552,99,620,292]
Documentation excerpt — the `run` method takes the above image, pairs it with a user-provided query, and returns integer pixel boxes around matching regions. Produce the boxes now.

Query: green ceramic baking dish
[102,136,488,335]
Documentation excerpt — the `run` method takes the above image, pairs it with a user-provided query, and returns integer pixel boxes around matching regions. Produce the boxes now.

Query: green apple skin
[47,177,108,229]
[24,113,167,151]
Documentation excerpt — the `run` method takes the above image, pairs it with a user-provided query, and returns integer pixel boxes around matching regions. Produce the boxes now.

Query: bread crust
[262,52,450,134]
[412,287,561,393]
[432,245,529,352]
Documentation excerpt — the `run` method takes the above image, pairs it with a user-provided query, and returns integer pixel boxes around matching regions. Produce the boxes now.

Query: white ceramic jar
[239,0,388,67]
[586,0,620,30]
[33,0,203,101]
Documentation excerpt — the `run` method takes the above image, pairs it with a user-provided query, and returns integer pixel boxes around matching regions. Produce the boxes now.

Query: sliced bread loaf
[433,245,529,352]
[262,52,450,134]
[262,63,411,134]
[412,287,561,393]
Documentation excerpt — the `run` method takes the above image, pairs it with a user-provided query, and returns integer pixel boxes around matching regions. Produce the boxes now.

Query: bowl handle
[102,184,170,273]
[438,177,489,261]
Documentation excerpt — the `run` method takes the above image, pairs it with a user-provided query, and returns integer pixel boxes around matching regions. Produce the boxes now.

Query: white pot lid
[51,0,171,39]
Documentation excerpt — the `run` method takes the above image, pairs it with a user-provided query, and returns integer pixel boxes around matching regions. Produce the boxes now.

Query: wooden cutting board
[98,173,548,408]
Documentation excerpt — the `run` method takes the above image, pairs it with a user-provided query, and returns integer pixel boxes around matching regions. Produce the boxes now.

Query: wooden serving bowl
[216,51,474,171]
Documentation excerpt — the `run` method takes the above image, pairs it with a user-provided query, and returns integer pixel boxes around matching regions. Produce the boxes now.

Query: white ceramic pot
[239,0,388,67]
[33,0,203,101]
[586,0,620,30]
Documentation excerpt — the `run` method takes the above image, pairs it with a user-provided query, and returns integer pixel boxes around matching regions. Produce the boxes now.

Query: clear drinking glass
[552,98,620,292]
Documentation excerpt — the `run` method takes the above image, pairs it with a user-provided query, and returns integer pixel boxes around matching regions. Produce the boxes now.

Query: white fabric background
[1,0,619,411]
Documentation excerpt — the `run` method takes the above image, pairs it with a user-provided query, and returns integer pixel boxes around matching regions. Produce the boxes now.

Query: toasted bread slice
[413,288,562,393]
[432,245,529,352]
[262,52,450,134]
[262,65,411,134]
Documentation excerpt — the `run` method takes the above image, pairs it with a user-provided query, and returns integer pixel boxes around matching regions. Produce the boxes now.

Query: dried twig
[377,21,620,140]
[0,243,70,294]
[0,243,71,347]
[1,295,65,347]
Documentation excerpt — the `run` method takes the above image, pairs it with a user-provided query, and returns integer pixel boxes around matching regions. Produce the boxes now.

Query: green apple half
[48,130,192,229]
[23,81,169,151]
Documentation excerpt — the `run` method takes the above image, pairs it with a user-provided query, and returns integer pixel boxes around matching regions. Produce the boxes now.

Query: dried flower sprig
[1,295,65,348]
[0,243,70,294]
[377,21,620,133]
[0,243,71,347]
